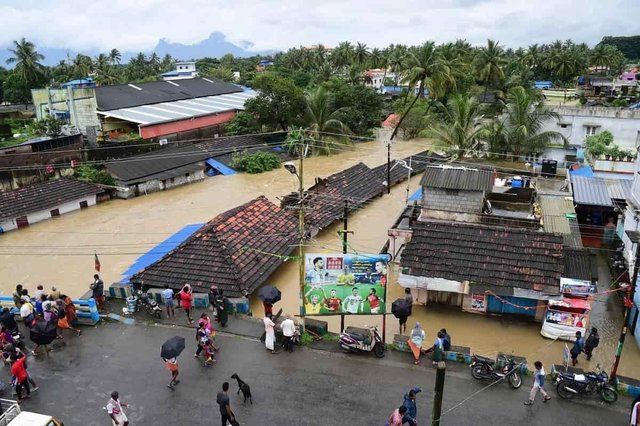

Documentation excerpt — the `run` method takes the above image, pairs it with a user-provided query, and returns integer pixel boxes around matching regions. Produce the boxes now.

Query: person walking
[10,353,31,403]
[570,331,584,366]
[263,301,273,319]
[387,405,407,426]
[263,315,277,354]
[106,391,129,426]
[524,361,551,405]
[399,288,413,335]
[163,356,180,389]
[161,285,175,318]
[281,316,296,353]
[177,285,194,324]
[401,387,421,426]
[432,331,445,365]
[584,327,600,360]
[217,382,236,426]
[91,274,105,312]
[408,322,425,365]
[440,328,451,352]
[215,290,229,327]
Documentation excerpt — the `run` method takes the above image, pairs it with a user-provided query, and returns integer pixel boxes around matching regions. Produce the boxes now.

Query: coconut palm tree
[331,42,354,70]
[353,42,370,66]
[473,39,506,101]
[94,63,119,86]
[403,41,452,99]
[6,38,45,89]
[387,48,407,87]
[109,48,121,65]
[302,86,352,155]
[420,93,487,157]
[500,86,566,156]
[94,53,110,70]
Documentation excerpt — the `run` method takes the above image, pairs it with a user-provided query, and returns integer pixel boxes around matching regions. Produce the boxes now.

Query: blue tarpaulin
[120,223,204,281]
[408,187,422,202]
[570,166,594,177]
[206,158,236,176]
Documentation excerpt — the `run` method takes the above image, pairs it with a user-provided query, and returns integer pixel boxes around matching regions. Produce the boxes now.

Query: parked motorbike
[555,366,617,403]
[470,354,522,389]
[339,325,385,358]
[135,290,162,319]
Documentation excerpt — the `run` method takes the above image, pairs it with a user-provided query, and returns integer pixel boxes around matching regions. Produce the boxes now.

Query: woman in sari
[263,316,277,354]
[407,322,425,365]
[63,295,78,328]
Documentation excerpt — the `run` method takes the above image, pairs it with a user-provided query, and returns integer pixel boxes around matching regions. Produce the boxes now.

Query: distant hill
[599,35,640,60]
[0,32,271,67]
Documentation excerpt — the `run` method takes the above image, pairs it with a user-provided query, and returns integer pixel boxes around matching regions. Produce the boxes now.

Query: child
[203,338,216,366]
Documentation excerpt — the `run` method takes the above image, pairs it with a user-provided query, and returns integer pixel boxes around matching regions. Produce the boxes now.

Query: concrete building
[161,61,198,80]
[0,179,103,233]
[31,86,101,134]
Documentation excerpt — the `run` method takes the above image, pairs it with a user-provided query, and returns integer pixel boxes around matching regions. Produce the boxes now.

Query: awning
[397,273,467,293]
[206,158,236,176]
[548,297,591,310]
[408,187,422,202]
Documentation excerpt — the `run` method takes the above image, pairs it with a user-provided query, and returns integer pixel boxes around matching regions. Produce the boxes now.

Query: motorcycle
[555,366,617,403]
[470,354,522,389]
[135,290,162,319]
[339,325,385,358]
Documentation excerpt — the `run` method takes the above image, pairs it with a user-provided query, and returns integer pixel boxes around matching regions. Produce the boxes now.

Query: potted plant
[606,145,619,161]
[587,141,606,159]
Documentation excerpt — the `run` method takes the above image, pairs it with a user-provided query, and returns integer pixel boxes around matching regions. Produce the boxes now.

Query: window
[79,201,88,209]
[560,124,568,129]
[445,189,459,196]
[50,209,60,217]
[585,126,598,137]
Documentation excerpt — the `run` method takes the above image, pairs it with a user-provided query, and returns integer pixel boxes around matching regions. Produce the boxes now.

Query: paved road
[16,322,632,426]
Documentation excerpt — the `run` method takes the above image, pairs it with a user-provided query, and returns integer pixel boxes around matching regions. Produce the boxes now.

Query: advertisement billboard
[303,253,389,315]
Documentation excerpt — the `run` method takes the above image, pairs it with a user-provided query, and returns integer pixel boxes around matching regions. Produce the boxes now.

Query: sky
[0,0,639,55]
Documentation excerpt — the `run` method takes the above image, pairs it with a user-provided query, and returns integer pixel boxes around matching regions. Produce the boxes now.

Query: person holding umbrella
[161,336,185,389]
[30,318,58,356]
[392,295,413,335]
[258,285,281,319]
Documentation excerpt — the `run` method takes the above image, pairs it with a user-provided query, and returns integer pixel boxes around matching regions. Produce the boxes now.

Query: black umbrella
[391,298,413,319]
[161,336,186,359]
[257,285,281,305]
[29,320,58,346]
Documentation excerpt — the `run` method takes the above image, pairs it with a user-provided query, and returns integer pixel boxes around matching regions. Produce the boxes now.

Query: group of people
[570,327,600,366]
[386,387,421,426]
[407,322,451,365]
[160,284,230,327]
[262,315,298,354]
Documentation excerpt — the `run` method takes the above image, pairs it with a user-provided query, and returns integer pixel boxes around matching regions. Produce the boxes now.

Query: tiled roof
[195,134,271,155]
[296,163,386,230]
[0,179,103,221]
[130,196,298,296]
[371,150,445,187]
[401,220,564,292]
[570,175,613,206]
[420,166,494,191]
[563,248,598,282]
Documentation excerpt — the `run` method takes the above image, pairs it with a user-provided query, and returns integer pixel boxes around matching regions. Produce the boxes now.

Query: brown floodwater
[2,138,639,378]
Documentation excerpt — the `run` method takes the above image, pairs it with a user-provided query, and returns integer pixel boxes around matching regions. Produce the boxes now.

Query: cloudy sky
[1,0,638,53]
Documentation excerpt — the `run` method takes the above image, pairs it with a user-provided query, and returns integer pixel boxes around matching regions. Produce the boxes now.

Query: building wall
[118,169,206,198]
[31,87,100,133]
[0,195,97,233]
[139,111,236,139]
[420,188,484,222]
[540,106,640,149]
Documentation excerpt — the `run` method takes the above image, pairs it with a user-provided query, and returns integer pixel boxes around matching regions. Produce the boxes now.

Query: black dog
[230,373,252,404]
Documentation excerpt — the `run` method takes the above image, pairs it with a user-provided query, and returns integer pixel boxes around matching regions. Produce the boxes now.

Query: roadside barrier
[0,296,100,325]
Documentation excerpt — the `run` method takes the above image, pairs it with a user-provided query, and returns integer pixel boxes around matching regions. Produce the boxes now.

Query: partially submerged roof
[131,196,298,296]
[401,220,564,293]
[570,175,613,207]
[95,78,242,110]
[97,91,256,126]
[420,166,494,191]
[371,150,446,187]
[0,179,102,221]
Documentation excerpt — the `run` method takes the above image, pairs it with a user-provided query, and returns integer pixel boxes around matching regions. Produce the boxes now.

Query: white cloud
[0,0,638,53]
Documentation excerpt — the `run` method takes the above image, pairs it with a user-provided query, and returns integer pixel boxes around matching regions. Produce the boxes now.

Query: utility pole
[298,140,306,333]
[432,361,447,426]
[387,141,391,194]
[610,230,639,383]
[338,199,353,333]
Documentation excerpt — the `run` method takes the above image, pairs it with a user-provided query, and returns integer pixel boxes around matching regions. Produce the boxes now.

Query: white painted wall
[0,195,97,234]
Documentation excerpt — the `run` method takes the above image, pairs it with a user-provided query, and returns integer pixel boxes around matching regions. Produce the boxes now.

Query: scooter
[339,325,385,358]
[555,365,617,403]
[470,354,522,389]
[135,290,162,319]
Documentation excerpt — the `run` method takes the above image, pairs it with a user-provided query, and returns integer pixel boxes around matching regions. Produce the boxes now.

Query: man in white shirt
[161,285,175,318]
[280,317,297,353]
[19,297,34,324]
[342,287,363,314]
[106,391,129,426]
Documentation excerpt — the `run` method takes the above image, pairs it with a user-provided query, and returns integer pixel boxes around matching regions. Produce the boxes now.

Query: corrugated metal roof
[97,91,256,125]
[420,166,494,191]
[570,175,613,206]
[539,195,576,235]
[604,178,632,200]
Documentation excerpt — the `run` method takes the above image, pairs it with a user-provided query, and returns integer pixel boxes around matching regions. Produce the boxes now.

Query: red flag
[94,252,101,272]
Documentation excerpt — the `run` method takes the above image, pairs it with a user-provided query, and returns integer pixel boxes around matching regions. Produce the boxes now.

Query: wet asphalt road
[13,321,632,426]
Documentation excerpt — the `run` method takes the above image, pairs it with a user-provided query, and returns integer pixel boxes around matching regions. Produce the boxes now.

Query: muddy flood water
[1,139,639,378]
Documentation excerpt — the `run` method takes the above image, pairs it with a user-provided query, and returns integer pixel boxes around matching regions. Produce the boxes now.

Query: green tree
[420,93,486,157]
[6,38,45,97]
[72,54,93,78]
[225,111,260,135]
[392,97,431,139]
[353,42,370,66]
[403,42,452,99]
[3,72,31,106]
[322,78,383,136]
[302,86,352,155]
[244,73,305,131]
[202,67,235,82]
[109,48,122,65]
[473,39,506,100]
[500,86,566,156]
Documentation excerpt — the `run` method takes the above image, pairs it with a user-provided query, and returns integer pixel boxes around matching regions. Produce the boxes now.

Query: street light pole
[297,140,306,333]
